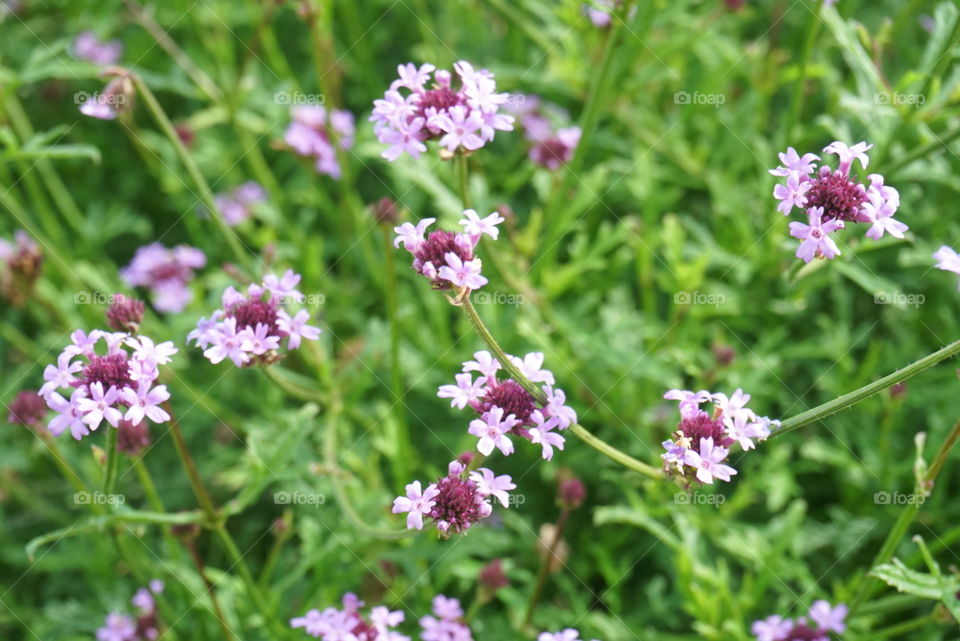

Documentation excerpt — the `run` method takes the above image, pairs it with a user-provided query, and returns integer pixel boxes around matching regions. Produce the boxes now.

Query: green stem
[102,427,120,496]
[872,614,936,638]
[383,226,411,485]
[133,458,184,562]
[131,73,250,269]
[850,417,960,613]
[262,365,328,405]
[522,508,570,627]
[460,296,663,478]
[785,6,823,139]
[887,125,960,175]
[775,338,960,436]
[457,152,472,209]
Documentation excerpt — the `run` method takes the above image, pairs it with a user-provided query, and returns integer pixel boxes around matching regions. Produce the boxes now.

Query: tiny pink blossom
[789,206,843,263]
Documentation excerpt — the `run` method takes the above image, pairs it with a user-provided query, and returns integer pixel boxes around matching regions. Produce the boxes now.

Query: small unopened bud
[535,523,569,573]
[496,204,516,227]
[107,294,145,333]
[171,522,200,539]
[0,230,43,306]
[372,197,398,225]
[558,478,586,510]
[456,451,475,467]
[890,382,907,400]
[7,390,46,429]
[175,123,195,148]
[478,559,508,591]
[712,343,735,367]
[271,516,290,535]
[117,420,151,456]
[91,444,107,466]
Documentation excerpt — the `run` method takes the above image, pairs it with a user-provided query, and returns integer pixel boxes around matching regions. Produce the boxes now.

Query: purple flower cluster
[284,106,355,179]
[934,245,960,289]
[508,95,581,170]
[290,592,407,641]
[371,61,514,161]
[392,460,515,535]
[751,600,847,641]
[40,330,176,440]
[771,141,907,263]
[71,31,122,65]
[121,243,206,313]
[419,595,473,641]
[660,388,778,484]
[7,390,47,429]
[539,630,600,641]
[96,579,164,641]
[188,270,320,367]
[439,351,577,460]
[213,181,266,226]
[393,210,504,292]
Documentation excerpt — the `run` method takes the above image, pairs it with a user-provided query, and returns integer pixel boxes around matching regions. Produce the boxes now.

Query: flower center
[476,379,537,425]
[804,171,868,223]
[227,298,279,333]
[81,353,133,390]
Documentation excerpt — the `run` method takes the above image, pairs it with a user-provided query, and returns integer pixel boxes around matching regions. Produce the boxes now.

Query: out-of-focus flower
[7,390,47,428]
[933,245,960,290]
[79,74,134,120]
[371,61,514,161]
[506,95,581,170]
[188,270,320,367]
[478,559,509,591]
[284,106,354,178]
[121,244,205,314]
[71,31,122,65]
[213,181,266,226]
[751,600,847,641]
[106,294,146,333]
[0,230,42,305]
[420,594,472,641]
[290,593,408,640]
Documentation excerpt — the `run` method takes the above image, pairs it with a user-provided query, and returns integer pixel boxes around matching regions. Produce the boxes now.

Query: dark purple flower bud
[7,391,46,428]
[890,382,907,399]
[106,293,145,332]
[372,197,398,225]
[117,419,151,456]
[0,230,43,306]
[712,344,735,367]
[478,559,509,591]
[559,478,586,510]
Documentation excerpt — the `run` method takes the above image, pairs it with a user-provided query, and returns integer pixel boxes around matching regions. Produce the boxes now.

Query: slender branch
[522,508,570,627]
[460,296,663,479]
[102,427,120,496]
[775,337,960,436]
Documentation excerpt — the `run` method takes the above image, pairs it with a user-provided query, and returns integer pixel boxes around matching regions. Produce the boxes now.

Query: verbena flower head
[188,270,320,367]
[770,142,907,263]
[751,600,847,641]
[290,593,408,640]
[392,461,514,536]
[933,245,960,290]
[508,96,582,170]
[72,31,122,65]
[121,243,205,313]
[40,330,176,440]
[213,181,266,226]
[284,106,355,179]
[661,388,778,484]
[394,211,504,292]
[0,229,43,305]
[539,629,601,641]
[371,61,514,161]
[438,351,577,460]
[107,294,146,333]
[419,594,472,641]
[96,579,163,641]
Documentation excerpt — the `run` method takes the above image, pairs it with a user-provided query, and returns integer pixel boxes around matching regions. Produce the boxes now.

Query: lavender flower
[106,294,146,333]
[371,61,514,161]
[284,106,355,179]
[933,245,960,290]
[96,613,136,641]
[419,595,472,641]
[96,580,163,641]
[188,270,320,367]
[751,600,847,641]
[290,593,408,640]
[71,31,122,65]
[212,181,266,226]
[40,330,176,440]
[393,461,513,536]
[394,213,504,292]
[661,388,778,483]
[770,141,907,263]
[439,351,577,460]
[539,630,600,641]
[506,96,582,170]
[121,244,205,313]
